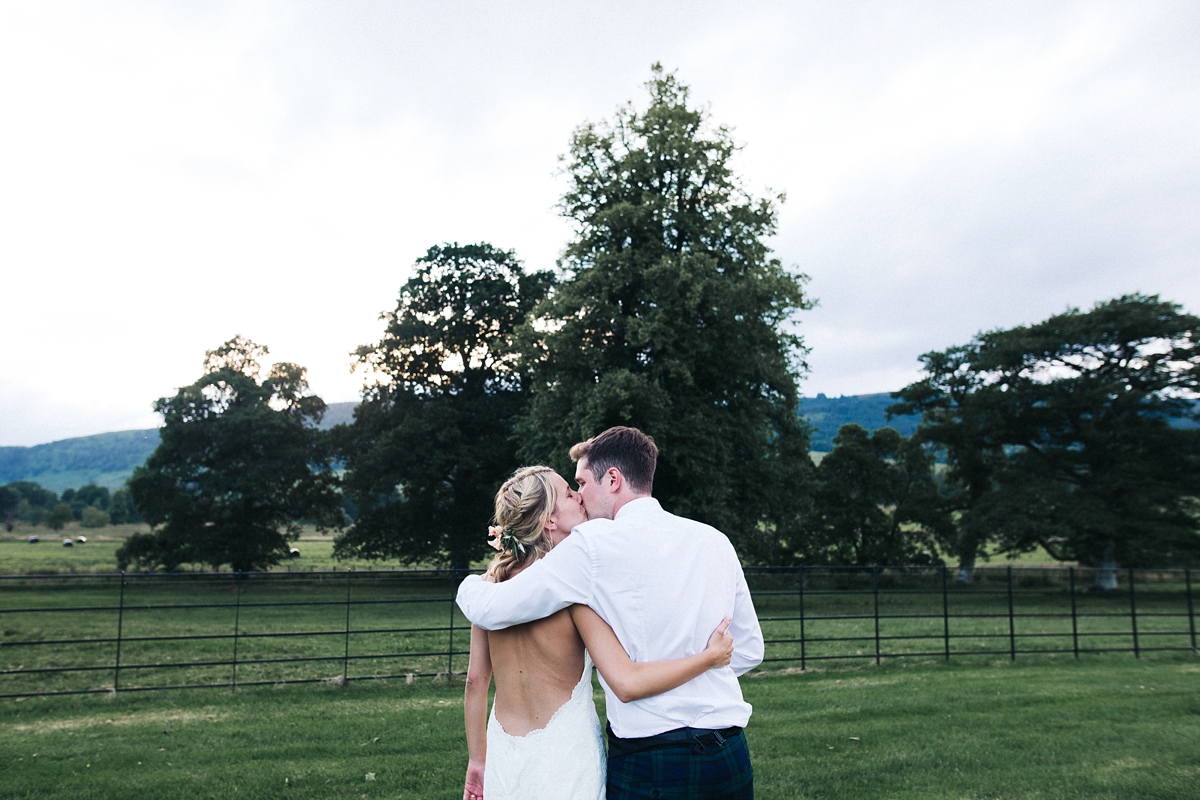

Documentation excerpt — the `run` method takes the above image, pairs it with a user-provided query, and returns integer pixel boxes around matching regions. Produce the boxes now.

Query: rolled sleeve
[728,570,764,676]
[455,534,594,630]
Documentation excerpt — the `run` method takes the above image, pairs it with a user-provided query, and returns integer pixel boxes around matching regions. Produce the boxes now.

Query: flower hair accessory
[487,525,526,557]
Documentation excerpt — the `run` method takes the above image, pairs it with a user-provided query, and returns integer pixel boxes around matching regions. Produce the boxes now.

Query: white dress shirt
[456,497,764,738]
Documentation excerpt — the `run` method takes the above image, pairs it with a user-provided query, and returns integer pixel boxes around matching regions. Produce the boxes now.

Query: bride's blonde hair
[488,466,558,583]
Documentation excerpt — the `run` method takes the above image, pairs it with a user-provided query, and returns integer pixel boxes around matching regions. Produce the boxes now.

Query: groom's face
[574,457,615,521]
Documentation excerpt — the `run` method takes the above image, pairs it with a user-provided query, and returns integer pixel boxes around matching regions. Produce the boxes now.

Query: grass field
[0,522,1070,575]
[3,567,1196,699]
[0,525,405,575]
[1,655,1197,799]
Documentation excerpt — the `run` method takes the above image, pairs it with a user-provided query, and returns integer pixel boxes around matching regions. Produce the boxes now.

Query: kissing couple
[457,426,764,799]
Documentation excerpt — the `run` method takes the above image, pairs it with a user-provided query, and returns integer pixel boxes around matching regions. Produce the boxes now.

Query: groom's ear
[606,467,623,493]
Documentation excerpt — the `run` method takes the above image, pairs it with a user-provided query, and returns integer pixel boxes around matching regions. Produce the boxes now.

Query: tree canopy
[3,481,59,527]
[517,65,815,563]
[893,294,1200,581]
[334,243,553,569]
[0,486,19,531]
[806,424,950,566]
[119,336,342,572]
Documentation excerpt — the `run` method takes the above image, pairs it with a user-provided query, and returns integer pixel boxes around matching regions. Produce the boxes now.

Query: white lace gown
[484,653,606,800]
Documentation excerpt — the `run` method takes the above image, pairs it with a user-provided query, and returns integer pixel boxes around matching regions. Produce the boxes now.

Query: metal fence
[1,566,1196,699]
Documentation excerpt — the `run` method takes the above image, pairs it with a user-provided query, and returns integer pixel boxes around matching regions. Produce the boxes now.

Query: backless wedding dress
[484,652,606,800]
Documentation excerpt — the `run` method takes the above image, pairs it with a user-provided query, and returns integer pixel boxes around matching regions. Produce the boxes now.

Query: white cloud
[2,0,1198,444]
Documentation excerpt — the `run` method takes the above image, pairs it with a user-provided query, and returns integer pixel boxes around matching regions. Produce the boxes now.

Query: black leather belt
[606,722,744,758]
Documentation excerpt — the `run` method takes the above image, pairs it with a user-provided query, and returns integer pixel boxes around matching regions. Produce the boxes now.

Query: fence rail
[1,566,1195,699]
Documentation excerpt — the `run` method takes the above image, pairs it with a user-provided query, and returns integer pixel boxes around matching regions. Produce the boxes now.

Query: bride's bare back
[486,607,586,736]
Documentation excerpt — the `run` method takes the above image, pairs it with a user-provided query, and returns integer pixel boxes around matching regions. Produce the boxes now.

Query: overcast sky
[2,0,1198,446]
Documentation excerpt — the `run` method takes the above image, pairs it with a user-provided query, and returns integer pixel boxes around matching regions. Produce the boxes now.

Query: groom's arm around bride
[457,426,763,799]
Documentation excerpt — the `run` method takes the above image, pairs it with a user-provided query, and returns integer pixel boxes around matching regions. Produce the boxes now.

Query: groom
[456,426,763,799]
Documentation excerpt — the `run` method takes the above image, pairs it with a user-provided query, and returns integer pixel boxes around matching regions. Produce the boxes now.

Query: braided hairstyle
[487,466,558,583]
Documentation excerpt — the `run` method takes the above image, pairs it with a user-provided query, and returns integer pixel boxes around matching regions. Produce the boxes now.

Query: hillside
[3,396,902,492]
[0,429,162,492]
[0,401,359,492]
[800,392,919,451]
[4,394,1190,494]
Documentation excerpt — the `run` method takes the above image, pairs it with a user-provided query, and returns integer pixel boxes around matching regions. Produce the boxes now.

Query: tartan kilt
[606,730,753,799]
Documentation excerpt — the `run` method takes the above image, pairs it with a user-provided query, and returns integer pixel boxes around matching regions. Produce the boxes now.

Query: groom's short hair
[569,426,658,494]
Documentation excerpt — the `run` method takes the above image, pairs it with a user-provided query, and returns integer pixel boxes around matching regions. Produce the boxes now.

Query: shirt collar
[614,496,661,521]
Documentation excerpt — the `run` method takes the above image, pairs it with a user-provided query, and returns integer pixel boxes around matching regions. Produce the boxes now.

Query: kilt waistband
[606,722,744,758]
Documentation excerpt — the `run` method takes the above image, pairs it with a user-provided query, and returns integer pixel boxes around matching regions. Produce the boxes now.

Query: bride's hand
[463,759,485,800]
[704,616,734,668]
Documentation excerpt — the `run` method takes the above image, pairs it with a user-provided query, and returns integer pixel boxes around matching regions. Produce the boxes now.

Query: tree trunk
[1093,541,1119,591]
[956,543,978,583]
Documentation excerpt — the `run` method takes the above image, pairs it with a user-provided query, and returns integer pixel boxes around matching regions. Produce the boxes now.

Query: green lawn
[4,568,1195,698]
[1,656,1197,799]
[1,572,469,697]
[0,525,406,575]
[0,522,1071,576]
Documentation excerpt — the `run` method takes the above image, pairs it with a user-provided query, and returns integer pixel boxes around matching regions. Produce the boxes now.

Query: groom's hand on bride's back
[705,616,735,668]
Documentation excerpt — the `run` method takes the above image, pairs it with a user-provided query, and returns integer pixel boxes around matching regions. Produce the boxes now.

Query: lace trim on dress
[490,653,594,740]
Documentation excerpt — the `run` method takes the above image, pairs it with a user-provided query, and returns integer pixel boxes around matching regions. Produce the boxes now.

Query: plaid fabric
[606,730,753,799]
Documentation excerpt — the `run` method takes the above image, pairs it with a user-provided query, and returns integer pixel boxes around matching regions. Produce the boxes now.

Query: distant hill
[0,401,360,492]
[0,429,162,492]
[800,392,919,452]
[9,395,1183,493]
[320,401,357,428]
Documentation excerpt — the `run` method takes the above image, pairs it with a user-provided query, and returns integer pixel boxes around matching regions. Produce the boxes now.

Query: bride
[462,466,735,800]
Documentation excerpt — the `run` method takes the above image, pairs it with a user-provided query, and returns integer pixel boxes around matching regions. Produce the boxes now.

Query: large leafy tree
[119,337,342,572]
[517,66,815,563]
[807,425,950,566]
[894,295,1200,584]
[890,345,1010,580]
[334,243,553,569]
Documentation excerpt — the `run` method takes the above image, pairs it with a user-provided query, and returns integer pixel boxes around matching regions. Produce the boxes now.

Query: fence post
[113,572,126,693]
[941,565,950,662]
[1007,567,1016,662]
[1128,568,1139,658]
[799,567,806,671]
[1187,569,1196,655]
[447,570,457,676]
[873,567,881,666]
[1069,567,1079,659]
[343,569,353,684]
[232,572,243,692]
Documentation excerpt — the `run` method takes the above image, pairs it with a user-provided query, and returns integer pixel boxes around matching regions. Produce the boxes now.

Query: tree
[64,484,110,520]
[80,506,111,528]
[118,336,343,572]
[890,345,1010,581]
[334,243,553,569]
[108,488,141,525]
[0,486,19,532]
[894,295,1200,585]
[806,425,950,566]
[44,503,74,531]
[516,66,815,563]
[4,481,58,526]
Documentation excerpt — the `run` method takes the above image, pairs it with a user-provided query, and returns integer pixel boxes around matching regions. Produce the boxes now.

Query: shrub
[43,503,74,531]
[79,506,111,528]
